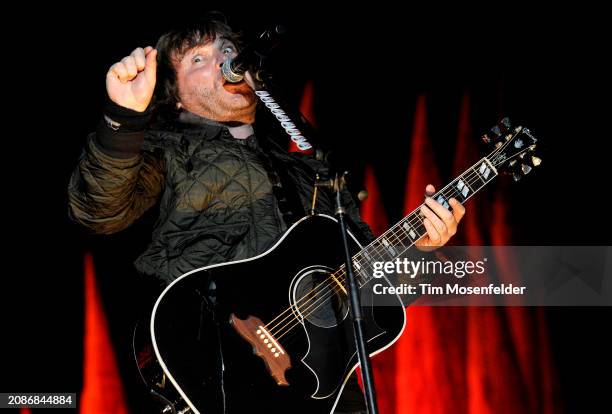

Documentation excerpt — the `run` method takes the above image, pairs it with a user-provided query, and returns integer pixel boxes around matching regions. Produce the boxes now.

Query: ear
[176,102,182,109]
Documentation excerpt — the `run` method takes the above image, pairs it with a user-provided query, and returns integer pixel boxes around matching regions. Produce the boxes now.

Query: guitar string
[272,143,528,340]
[272,169,490,341]
[268,185,455,337]
[267,152,508,338]
[267,161,498,339]
[266,136,526,339]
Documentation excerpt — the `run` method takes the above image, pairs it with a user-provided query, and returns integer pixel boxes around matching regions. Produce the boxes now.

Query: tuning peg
[521,164,532,175]
[500,117,511,128]
[512,173,522,182]
[531,156,542,167]
[481,134,492,144]
[490,125,502,140]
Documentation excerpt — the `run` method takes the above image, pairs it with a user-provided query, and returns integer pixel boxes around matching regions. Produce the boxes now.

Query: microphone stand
[333,174,379,414]
[253,68,326,156]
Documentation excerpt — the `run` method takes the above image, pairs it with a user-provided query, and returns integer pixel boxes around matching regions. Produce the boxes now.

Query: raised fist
[106,46,157,112]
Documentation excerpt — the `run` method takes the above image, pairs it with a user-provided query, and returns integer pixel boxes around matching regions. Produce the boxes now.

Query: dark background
[3,4,610,412]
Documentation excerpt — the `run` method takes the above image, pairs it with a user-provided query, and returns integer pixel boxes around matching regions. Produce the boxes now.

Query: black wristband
[93,98,152,158]
[102,97,152,132]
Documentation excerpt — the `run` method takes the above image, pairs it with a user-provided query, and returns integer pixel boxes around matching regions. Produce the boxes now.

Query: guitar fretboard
[349,157,498,286]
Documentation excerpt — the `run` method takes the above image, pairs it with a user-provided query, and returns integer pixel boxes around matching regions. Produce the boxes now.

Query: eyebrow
[182,46,205,62]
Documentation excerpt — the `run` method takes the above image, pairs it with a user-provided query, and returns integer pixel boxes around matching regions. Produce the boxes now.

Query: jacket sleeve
[68,103,164,234]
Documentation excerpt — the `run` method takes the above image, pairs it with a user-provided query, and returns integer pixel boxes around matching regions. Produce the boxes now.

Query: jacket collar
[178,111,253,138]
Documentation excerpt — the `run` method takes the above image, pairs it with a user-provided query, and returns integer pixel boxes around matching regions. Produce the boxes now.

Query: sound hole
[293,268,349,328]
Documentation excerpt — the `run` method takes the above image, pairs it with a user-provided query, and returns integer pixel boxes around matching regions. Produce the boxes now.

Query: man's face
[173,36,257,124]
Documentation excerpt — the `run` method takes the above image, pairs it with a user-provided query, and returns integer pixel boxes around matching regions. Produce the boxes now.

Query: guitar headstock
[482,117,541,181]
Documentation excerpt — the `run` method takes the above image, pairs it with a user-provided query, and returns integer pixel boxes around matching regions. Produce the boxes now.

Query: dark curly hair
[154,12,244,113]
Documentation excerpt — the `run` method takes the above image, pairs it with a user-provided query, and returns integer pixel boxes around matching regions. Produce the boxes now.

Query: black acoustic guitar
[137,118,540,414]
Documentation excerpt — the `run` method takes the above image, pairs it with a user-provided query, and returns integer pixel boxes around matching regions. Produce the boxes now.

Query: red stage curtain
[360,94,558,413]
[80,252,129,414]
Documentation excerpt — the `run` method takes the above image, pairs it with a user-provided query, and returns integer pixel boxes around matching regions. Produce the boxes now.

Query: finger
[108,62,128,82]
[243,70,256,90]
[121,56,138,79]
[425,197,457,236]
[421,204,448,237]
[424,197,455,232]
[449,198,466,224]
[423,218,441,243]
[144,49,157,84]
[131,47,146,71]
[425,184,436,197]
[144,46,153,55]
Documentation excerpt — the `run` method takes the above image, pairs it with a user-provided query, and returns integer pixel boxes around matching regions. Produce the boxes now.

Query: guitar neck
[352,156,498,285]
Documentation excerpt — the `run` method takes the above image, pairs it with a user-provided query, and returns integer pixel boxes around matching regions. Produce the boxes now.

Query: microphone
[221,25,286,83]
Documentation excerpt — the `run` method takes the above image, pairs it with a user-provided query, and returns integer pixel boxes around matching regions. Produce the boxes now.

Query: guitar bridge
[230,314,292,386]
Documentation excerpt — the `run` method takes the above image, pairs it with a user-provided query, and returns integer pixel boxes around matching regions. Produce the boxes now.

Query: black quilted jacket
[68,114,373,286]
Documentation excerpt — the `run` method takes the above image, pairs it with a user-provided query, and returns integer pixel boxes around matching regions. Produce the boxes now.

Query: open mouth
[222,79,250,95]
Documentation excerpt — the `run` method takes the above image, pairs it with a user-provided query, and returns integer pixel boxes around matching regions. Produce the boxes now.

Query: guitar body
[151,214,406,414]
